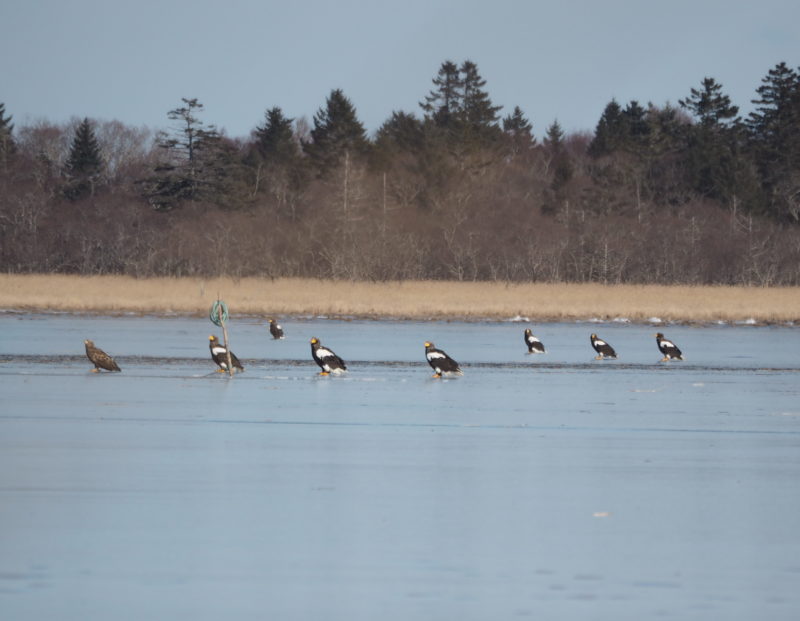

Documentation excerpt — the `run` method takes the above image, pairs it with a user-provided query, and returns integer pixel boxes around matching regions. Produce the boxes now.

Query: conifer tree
[502,106,535,156]
[679,77,747,204]
[543,120,565,150]
[143,98,232,209]
[375,111,424,153]
[746,62,800,220]
[304,89,369,174]
[0,102,16,172]
[679,77,739,128]
[248,106,305,209]
[544,120,572,190]
[460,60,502,130]
[621,101,650,145]
[420,60,462,128]
[254,106,299,162]
[589,99,652,157]
[588,99,625,157]
[63,117,103,199]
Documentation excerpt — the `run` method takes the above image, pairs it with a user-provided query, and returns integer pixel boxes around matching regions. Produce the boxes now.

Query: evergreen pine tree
[420,60,462,128]
[588,99,624,157]
[746,62,800,220]
[502,106,536,156]
[460,60,502,130]
[254,106,298,161]
[621,101,650,144]
[304,89,369,174]
[143,98,235,209]
[0,102,16,172]
[679,77,739,128]
[544,120,572,190]
[543,120,565,150]
[589,99,651,157]
[247,106,305,209]
[679,77,747,203]
[375,111,424,152]
[63,117,103,199]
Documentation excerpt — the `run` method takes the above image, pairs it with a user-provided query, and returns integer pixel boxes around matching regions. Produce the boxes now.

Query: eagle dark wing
[658,337,683,360]
[426,348,461,374]
[227,350,245,370]
[314,346,346,372]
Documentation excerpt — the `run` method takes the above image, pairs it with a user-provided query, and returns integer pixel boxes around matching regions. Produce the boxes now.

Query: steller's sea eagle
[655,332,684,361]
[310,337,347,375]
[590,333,617,360]
[524,328,546,354]
[424,341,463,378]
[268,318,285,340]
[208,335,244,372]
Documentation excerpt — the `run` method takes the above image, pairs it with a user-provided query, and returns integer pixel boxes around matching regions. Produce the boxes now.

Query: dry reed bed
[2,274,799,323]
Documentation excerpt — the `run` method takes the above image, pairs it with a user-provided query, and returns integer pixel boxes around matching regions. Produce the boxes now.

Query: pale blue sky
[1,0,798,139]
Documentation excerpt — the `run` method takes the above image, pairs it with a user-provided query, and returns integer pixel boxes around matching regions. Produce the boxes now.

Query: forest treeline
[1,60,800,285]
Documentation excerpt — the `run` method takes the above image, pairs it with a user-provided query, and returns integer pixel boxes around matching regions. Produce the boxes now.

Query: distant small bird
[524,328,546,354]
[310,337,347,375]
[268,318,284,340]
[655,332,683,361]
[424,341,463,378]
[84,339,121,372]
[590,333,617,360]
[208,335,244,373]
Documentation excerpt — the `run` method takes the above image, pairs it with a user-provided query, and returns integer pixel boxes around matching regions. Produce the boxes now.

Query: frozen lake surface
[1,313,799,620]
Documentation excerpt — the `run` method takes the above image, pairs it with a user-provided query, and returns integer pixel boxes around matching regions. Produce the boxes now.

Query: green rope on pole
[209,300,229,327]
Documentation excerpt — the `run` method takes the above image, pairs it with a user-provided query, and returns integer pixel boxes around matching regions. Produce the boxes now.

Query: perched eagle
[208,335,244,373]
[268,318,285,340]
[524,328,546,354]
[310,337,347,375]
[655,332,683,361]
[84,339,121,372]
[590,333,617,360]
[424,341,463,378]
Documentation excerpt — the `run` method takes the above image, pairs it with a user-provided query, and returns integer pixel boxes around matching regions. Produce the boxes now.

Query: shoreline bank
[3,274,799,324]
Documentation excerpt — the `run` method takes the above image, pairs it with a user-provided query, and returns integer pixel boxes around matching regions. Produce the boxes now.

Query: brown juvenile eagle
[84,339,121,372]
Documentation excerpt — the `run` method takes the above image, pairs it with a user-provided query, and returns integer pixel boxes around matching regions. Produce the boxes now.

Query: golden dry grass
[2,273,799,323]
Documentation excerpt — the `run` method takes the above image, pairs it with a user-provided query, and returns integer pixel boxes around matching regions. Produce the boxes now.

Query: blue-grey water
[1,313,799,620]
